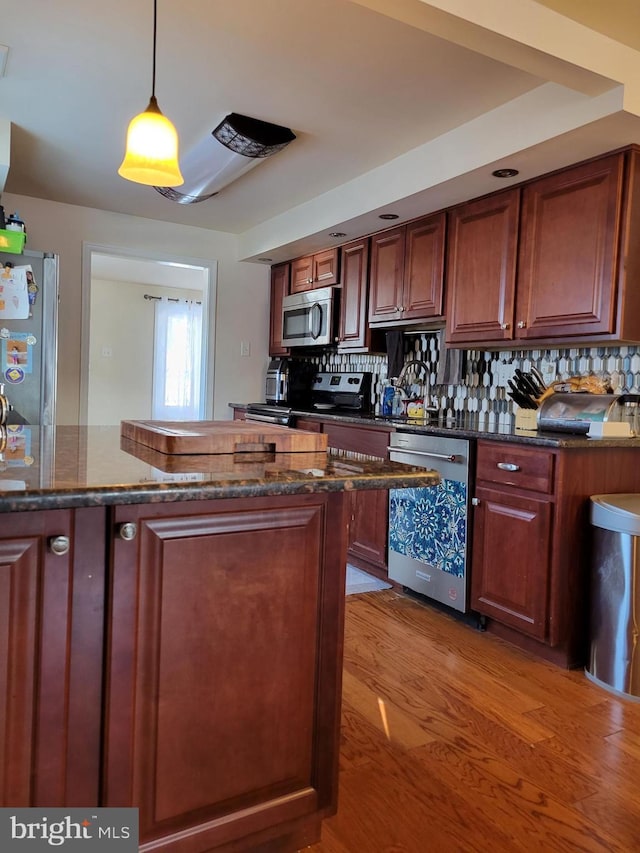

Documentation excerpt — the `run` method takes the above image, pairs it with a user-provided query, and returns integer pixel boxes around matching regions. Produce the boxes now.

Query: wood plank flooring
[307,589,640,853]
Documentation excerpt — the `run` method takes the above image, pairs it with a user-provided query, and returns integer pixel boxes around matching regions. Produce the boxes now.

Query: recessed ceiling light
[492,168,519,178]
[257,257,273,263]
[328,232,346,238]
[379,213,399,220]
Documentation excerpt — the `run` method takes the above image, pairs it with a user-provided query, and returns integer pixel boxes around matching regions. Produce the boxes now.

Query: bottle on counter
[382,383,395,416]
[392,388,405,416]
[5,212,25,233]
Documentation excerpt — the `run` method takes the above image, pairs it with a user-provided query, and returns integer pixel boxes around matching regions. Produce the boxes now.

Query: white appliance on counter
[281,285,337,348]
[388,432,472,613]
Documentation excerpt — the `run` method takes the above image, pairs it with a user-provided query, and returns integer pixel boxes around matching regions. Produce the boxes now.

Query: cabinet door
[368,227,405,324]
[313,248,340,287]
[516,153,624,340]
[291,256,314,292]
[403,212,446,320]
[104,496,345,851]
[349,488,389,573]
[471,485,551,640]
[269,263,290,356]
[446,188,519,344]
[338,238,370,350]
[0,507,105,807]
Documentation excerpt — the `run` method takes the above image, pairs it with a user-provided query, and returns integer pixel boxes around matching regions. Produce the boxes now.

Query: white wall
[1,193,270,423]
[88,278,202,425]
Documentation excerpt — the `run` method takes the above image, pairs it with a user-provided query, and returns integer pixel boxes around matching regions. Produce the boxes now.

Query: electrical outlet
[540,359,556,386]
[497,362,516,387]
[101,346,113,358]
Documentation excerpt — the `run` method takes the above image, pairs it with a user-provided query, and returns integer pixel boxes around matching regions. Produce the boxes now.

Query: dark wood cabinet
[291,248,340,293]
[269,262,290,356]
[471,440,640,668]
[369,213,446,327]
[1,493,349,851]
[103,495,346,850]
[515,153,624,341]
[0,507,106,807]
[368,227,405,325]
[471,484,552,640]
[446,188,520,345]
[446,148,640,347]
[338,237,382,352]
[322,422,391,579]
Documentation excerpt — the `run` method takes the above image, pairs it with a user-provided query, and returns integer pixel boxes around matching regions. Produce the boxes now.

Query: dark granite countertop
[230,403,640,449]
[0,425,440,513]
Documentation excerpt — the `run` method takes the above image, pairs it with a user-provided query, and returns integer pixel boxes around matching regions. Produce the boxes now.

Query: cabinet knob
[471,497,480,507]
[307,277,313,284]
[117,522,138,541]
[501,322,510,330]
[517,320,527,329]
[48,535,70,556]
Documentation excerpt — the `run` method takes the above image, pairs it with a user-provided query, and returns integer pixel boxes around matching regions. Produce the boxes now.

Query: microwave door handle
[309,302,322,340]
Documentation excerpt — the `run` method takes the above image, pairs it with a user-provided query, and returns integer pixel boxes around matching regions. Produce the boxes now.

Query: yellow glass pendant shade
[118,96,184,187]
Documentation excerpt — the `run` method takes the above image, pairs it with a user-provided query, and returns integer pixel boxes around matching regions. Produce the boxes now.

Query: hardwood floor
[307,589,640,852]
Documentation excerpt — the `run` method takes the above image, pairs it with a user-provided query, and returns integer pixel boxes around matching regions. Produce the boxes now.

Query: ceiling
[2,0,640,264]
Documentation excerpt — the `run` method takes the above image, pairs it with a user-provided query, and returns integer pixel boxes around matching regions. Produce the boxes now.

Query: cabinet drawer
[295,417,323,433]
[323,423,390,459]
[476,441,554,494]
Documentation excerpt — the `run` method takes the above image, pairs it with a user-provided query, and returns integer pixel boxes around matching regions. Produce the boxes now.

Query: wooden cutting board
[121,419,328,455]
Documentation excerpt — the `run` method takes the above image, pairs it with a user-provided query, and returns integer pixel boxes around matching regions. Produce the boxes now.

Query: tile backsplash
[307,335,640,428]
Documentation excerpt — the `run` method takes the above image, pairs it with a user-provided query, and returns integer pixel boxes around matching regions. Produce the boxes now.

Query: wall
[312,335,640,428]
[88,278,202,425]
[1,193,270,424]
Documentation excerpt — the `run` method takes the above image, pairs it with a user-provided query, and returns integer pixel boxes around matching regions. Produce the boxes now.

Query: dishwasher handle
[388,446,457,463]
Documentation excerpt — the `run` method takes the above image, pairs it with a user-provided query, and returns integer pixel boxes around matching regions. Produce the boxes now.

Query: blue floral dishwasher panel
[389,479,467,577]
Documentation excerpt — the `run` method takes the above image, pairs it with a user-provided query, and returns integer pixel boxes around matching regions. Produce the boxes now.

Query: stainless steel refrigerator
[0,248,58,488]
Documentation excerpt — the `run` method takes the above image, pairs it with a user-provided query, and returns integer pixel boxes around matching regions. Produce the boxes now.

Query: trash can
[586,494,640,700]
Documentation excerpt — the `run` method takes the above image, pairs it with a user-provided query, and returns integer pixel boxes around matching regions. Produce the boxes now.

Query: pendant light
[118,0,183,187]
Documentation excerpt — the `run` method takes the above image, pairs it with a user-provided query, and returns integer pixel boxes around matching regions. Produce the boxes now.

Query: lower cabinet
[471,484,552,640]
[0,507,106,807]
[470,440,640,667]
[1,494,347,852]
[321,421,391,579]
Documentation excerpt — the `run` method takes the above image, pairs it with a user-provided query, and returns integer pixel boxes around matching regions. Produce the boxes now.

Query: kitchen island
[0,425,439,853]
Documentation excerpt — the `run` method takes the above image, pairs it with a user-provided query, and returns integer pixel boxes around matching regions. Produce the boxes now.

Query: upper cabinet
[290,248,340,293]
[516,152,624,341]
[446,189,519,345]
[269,263,290,357]
[368,212,446,327]
[446,148,640,347]
[337,237,370,351]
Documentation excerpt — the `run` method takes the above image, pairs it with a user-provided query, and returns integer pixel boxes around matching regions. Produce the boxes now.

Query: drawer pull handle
[48,535,70,556]
[497,462,521,472]
[118,522,138,541]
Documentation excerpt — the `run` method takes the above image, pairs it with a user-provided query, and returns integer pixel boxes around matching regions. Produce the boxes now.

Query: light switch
[240,341,251,357]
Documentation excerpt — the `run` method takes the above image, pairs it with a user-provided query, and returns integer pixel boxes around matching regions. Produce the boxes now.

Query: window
[152,299,203,420]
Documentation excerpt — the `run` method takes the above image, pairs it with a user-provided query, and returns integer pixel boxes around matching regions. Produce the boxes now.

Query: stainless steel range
[308,372,372,414]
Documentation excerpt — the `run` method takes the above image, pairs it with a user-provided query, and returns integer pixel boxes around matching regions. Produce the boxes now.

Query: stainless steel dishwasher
[388,431,472,613]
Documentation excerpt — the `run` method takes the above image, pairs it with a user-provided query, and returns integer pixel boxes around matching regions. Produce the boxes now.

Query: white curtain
[152,299,203,420]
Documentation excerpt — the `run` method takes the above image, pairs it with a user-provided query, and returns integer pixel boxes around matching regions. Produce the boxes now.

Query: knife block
[515,407,539,431]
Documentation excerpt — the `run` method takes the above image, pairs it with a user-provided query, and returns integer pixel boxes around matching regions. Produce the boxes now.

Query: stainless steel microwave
[281,285,337,347]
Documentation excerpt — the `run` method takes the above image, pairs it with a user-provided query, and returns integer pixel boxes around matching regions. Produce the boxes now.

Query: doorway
[80,244,217,425]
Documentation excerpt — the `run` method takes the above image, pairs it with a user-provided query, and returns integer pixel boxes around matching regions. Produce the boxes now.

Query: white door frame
[80,242,217,425]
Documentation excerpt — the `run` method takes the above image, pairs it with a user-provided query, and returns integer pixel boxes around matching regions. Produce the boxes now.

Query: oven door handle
[389,447,457,463]
[246,412,290,425]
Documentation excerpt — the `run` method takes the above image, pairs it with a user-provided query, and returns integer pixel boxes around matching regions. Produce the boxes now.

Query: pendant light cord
[151,0,157,99]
